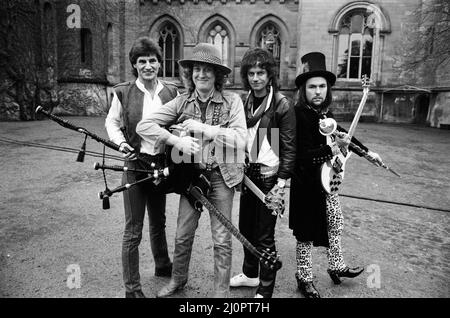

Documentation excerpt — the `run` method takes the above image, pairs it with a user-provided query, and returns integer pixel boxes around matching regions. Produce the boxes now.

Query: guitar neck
[347,76,370,139]
[188,187,262,258]
[347,92,368,139]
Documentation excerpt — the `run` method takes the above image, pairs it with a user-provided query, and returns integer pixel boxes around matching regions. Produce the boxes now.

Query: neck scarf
[246,86,273,128]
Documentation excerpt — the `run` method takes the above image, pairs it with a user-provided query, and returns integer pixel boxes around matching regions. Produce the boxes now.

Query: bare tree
[0,0,45,120]
[396,0,450,85]
[0,0,125,120]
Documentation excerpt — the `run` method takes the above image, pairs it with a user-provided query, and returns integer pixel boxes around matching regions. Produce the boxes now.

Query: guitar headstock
[260,248,283,271]
[361,74,371,92]
[265,191,285,218]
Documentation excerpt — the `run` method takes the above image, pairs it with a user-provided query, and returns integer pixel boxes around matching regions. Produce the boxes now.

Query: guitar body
[320,151,351,195]
[319,75,370,195]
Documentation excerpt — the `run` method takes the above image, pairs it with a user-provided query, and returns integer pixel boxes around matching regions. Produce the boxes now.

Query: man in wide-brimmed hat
[136,42,247,298]
[289,52,382,298]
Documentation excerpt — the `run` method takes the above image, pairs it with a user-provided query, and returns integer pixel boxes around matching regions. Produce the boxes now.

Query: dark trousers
[239,171,278,298]
[121,159,171,292]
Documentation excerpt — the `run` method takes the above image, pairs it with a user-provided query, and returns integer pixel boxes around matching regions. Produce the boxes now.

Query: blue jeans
[122,159,171,292]
[172,168,234,297]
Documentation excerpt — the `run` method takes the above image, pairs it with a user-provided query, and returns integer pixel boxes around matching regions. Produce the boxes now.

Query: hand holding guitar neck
[334,133,351,149]
[243,176,285,218]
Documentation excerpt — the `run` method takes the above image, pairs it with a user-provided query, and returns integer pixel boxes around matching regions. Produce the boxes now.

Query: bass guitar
[188,174,282,272]
[320,75,371,194]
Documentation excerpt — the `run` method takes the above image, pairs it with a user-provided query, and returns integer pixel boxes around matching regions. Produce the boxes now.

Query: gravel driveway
[1,117,449,298]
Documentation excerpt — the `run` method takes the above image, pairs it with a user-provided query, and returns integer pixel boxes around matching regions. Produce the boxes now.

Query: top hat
[295,52,336,88]
[178,43,232,74]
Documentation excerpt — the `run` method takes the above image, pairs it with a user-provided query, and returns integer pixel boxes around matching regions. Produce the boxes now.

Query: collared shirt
[195,89,214,123]
[105,79,165,155]
[136,89,247,188]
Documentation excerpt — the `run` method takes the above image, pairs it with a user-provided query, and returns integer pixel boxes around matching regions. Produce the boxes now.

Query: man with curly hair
[229,47,296,298]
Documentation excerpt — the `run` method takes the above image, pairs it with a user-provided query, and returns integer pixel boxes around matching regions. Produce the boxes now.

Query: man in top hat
[229,47,296,298]
[136,42,247,298]
[289,52,382,298]
[105,36,178,298]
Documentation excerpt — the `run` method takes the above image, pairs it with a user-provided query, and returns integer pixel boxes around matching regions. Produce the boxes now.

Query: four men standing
[106,36,376,298]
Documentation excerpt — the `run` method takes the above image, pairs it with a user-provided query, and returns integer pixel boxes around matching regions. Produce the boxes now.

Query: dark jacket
[244,92,297,180]
[289,104,368,247]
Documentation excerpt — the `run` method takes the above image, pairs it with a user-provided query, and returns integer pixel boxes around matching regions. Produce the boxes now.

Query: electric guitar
[320,75,371,194]
[188,174,282,272]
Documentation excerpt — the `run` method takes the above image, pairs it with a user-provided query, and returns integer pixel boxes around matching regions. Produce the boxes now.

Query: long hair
[128,37,162,78]
[240,47,279,92]
[295,78,333,111]
[181,63,227,93]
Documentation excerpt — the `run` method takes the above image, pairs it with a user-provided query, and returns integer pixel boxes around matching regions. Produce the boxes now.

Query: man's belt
[247,163,279,178]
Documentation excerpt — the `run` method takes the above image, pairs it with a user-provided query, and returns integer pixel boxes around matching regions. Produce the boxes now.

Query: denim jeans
[122,159,171,292]
[171,168,234,297]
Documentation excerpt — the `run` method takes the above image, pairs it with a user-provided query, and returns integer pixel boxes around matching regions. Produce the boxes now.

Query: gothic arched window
[257,23,281,75]
[330,2,391,83]
[158,22,180,78]
[198,15,235,84]
[207,24,230,68]
[336,11,374,80]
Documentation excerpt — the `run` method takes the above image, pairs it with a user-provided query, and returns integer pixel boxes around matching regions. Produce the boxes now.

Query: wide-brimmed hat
[178,43,232,74]
[295,52,336,88]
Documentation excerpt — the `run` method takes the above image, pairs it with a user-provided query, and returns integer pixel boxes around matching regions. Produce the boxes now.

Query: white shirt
[105,79,166,155]
[246,88,280,167]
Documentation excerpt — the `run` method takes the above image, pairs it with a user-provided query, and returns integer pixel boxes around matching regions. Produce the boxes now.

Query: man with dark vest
[229,47,296,298]
[105,36,178,298]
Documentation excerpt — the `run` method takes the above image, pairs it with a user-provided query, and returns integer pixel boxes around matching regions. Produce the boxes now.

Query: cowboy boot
[295,273,320,298]
[156,279,186,298]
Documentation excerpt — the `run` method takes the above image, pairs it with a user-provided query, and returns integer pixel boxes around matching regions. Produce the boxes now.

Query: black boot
[327,266,364,285]
[125,290,146,298]
[155,262,173,277]
[295,274,320,298]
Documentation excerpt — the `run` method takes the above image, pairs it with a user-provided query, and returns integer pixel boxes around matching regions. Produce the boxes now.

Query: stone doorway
[414,93,430,125]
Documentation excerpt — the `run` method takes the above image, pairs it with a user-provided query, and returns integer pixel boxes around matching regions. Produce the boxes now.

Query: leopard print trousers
[295,194,346,282]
